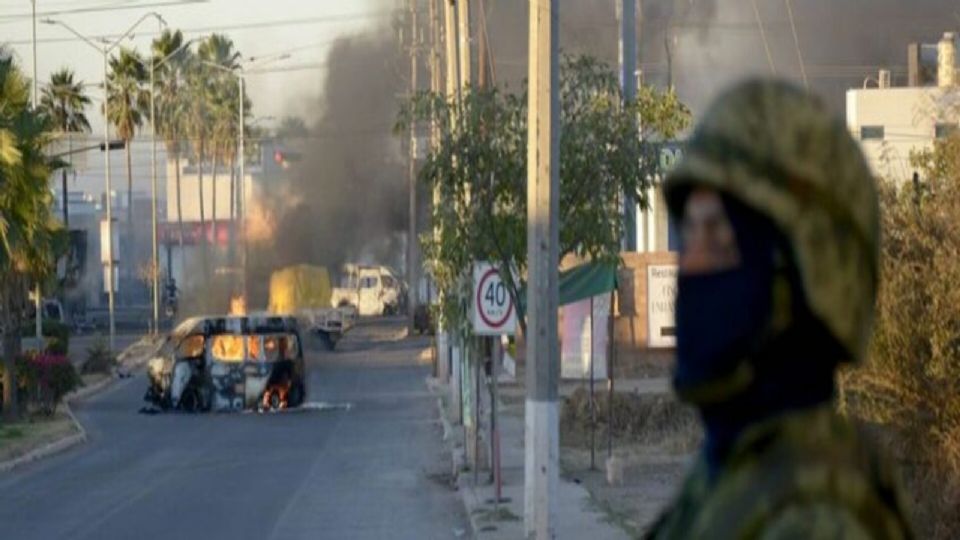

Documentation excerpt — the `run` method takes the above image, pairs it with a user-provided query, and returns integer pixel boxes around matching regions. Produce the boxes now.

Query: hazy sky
[1,0,393,134]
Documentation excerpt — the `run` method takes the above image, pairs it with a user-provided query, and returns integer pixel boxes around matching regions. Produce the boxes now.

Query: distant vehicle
[330,264,406,317]
[145,315,306,412]
[267,265,356,350]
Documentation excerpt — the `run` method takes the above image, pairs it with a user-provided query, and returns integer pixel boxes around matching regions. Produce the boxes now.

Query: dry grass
[560,386,700,454]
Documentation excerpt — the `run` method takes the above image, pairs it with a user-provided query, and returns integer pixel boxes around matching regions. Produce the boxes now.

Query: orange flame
[229,294,247,316]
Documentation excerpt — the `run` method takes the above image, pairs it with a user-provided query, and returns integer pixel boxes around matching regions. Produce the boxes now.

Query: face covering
[673,197,777,400]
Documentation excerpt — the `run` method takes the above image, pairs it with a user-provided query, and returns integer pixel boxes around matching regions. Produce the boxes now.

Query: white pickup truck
[330,264,406,317]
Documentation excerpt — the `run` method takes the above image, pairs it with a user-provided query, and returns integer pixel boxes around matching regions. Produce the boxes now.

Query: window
[360,276,378,289]
[860,125,885,140]
[210,335,245,362]
[935,122,959,139]
[177,335,205,359]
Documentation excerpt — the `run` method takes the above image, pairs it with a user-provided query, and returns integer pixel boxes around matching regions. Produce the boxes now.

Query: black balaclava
[674,194,840,478]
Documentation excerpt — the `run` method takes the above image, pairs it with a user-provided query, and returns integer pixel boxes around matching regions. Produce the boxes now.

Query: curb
[427,377,480,539]
[0,400,87,474]
[0,337,156,474]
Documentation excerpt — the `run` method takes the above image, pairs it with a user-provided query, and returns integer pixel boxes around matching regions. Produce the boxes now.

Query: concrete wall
[612,251,677,377]
[846,86,952,183]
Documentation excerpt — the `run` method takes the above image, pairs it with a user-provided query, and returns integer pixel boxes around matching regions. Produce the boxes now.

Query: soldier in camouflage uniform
[645,79,913,539]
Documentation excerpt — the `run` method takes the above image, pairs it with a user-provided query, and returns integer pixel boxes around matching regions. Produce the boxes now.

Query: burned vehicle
[145,315,306,412]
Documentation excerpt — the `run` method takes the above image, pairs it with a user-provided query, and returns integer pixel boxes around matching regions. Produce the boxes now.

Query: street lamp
[146,35,198,334]
[42,12,165,352]
[199,54,291,304]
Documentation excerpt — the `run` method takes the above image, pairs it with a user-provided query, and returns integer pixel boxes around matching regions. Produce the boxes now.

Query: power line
[4,12,392,45]
[0,0,208,24]
[750,0,776,76]
[785,0,808,89]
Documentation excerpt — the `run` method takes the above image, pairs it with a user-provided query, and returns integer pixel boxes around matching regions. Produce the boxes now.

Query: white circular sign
[473,263,517,335]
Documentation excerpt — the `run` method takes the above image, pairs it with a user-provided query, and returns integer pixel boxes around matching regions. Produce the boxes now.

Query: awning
[517,260,618,320]
[558,261,618,306]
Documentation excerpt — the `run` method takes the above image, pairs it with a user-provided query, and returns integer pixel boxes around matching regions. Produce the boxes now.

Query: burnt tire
[288,382,305,408]
[179,388,201,413]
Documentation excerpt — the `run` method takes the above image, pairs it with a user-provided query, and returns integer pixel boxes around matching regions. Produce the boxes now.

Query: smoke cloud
[244,0,957,308]
[245,25,407,307]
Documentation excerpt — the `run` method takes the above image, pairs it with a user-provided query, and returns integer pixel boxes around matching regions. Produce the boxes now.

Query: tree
[152,29,191,280]
[107,47,148,287]
[275,116,308,141]
[199,34,242,254]
[396,55,690,337]
[0,54,65,420]
[39,68,91,228]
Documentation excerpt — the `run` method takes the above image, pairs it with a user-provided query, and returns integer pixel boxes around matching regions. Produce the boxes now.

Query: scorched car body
[145,315,306,412]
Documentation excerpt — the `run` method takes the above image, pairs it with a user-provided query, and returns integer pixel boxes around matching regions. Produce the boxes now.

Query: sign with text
[472,262,517,335]
[647,264,678,348]
[561,294,610,380]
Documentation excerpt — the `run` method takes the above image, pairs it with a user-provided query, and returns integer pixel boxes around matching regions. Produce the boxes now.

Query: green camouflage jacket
[645,406,913,540]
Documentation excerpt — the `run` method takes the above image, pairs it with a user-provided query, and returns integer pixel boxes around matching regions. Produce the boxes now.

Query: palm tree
[107,47,148,287]
[184,56,211,282]
[198,34,241,254]
[152,30,190,278]
[39,68,91,229]
[0,53,64,420]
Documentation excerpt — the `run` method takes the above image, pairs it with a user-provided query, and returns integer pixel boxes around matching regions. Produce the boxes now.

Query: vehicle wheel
[180,388,200,413]
[316,330,335,351]
[268,391,281,410]
[288,382,305,408]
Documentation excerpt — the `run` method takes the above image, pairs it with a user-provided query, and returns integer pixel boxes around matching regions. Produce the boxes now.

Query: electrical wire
[4,12,392,45]
[784,0,808,89]
[0,0,208,24]
[749,0,777,76]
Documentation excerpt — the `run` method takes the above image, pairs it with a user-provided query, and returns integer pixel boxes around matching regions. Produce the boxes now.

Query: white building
[846,33,960,183]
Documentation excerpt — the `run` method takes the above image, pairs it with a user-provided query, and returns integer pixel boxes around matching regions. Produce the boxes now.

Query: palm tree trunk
[197,139,208,292]
[175,151,185,280]
[125,141,134,294]
[1,277,23,420]
[211,143,219,254]
[2,333,18,420]
[228,153,235,264]
[197,146,205,231]
[61,169,69,228]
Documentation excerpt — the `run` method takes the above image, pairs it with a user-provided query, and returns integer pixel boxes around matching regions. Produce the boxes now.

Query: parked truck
[329,264,406,317]
[267,265,356,350]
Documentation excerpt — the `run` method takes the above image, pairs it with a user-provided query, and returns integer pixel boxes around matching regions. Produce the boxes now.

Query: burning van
[145,315,306,412]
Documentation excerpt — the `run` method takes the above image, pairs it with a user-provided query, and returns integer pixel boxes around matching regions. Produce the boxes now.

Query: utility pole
[31,0,41,349]
[524,0,559,537]
[457,0,471,88]
[407,0,420,335]
[619,0,638,252]
[31,0,38,108]
[150,18,161,334]
[444,0,461,424]
[430,0,448,383]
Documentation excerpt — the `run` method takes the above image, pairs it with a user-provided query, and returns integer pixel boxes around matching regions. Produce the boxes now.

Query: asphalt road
[0,318,468,540]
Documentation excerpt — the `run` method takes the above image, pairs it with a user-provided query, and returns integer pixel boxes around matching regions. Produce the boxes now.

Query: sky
[0,0,393,134]
[0,0,395,194]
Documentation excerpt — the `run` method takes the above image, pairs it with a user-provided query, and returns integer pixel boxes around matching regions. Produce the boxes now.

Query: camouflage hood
[664,79,879,362]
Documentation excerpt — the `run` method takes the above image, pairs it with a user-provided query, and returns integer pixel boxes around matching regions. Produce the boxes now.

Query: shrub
[0,353,80,416]
[838,138,960,538]
[81,338,115,375]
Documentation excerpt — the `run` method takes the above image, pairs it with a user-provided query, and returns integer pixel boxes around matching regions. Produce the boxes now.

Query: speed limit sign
[472,262,517,335]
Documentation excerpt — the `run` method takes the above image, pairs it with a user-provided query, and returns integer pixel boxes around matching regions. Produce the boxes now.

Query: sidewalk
[429,378,630,540]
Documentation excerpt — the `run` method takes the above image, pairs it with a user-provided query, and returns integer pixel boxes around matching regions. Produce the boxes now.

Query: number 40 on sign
[472,262,517,335]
